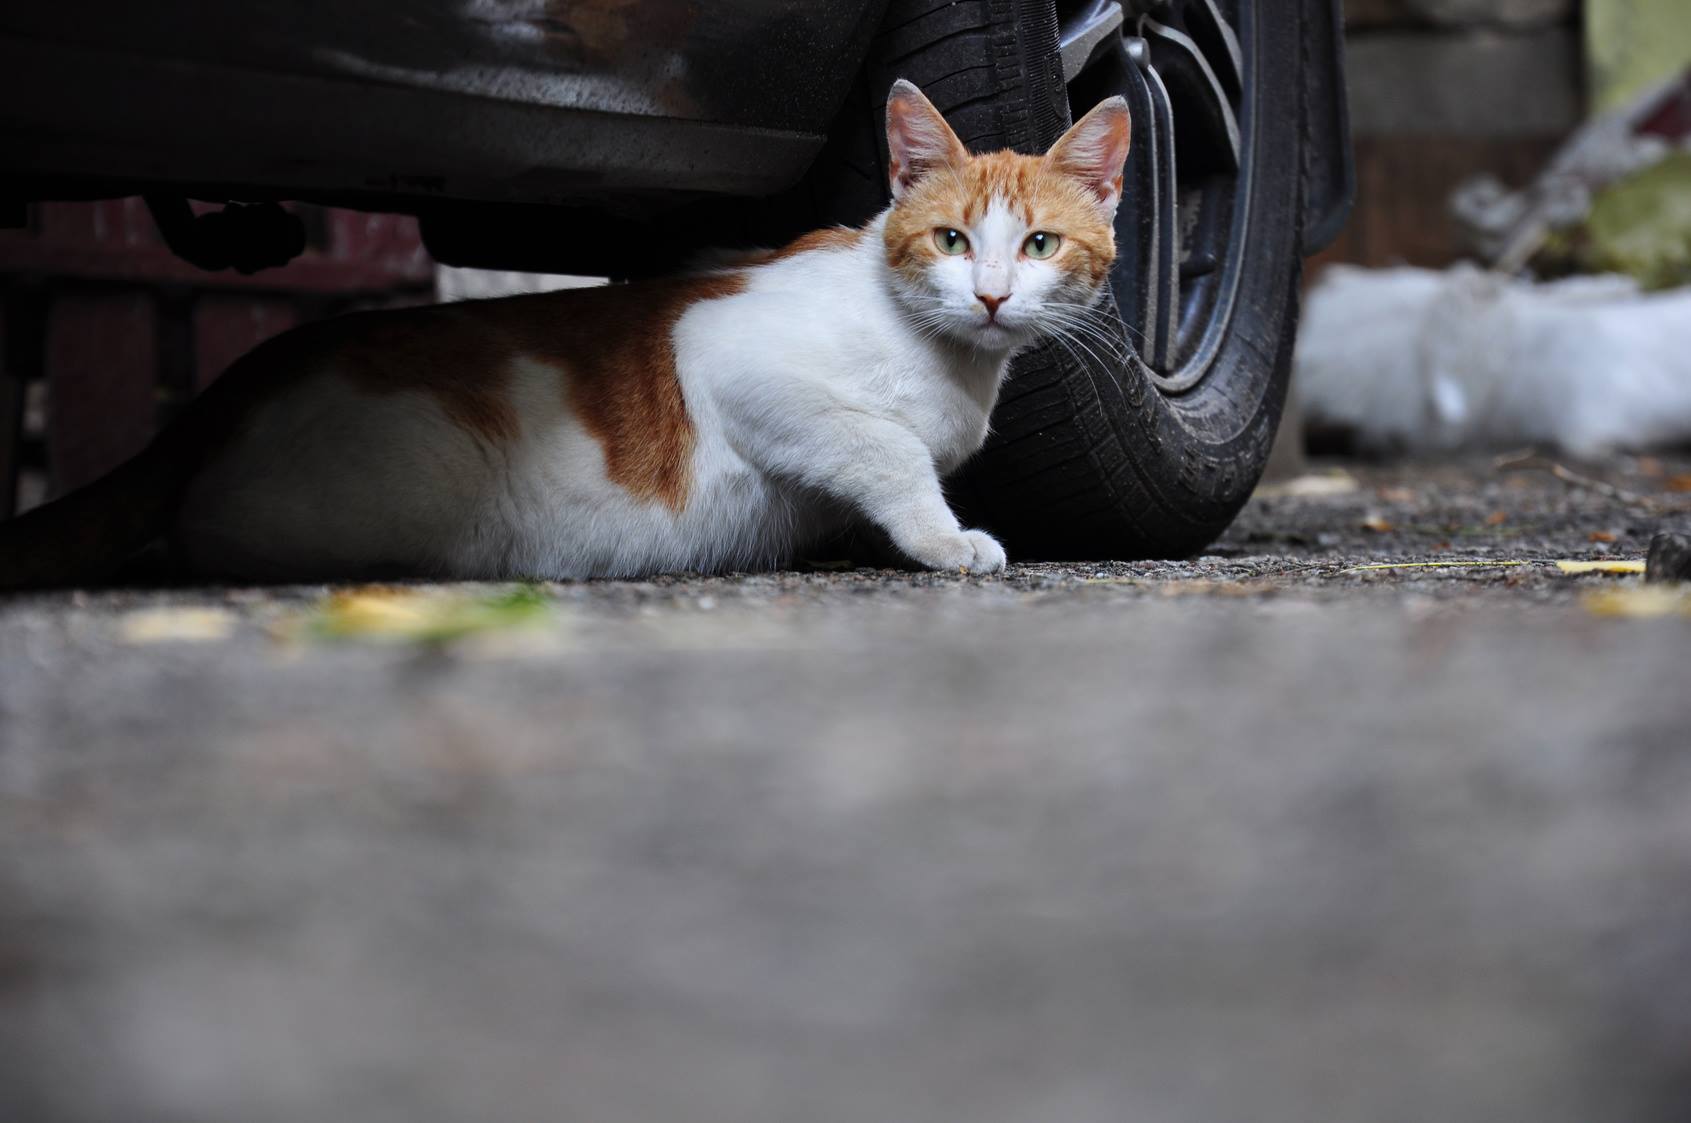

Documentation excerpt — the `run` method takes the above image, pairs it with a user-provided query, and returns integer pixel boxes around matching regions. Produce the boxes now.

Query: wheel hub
[1057,0,1252,391]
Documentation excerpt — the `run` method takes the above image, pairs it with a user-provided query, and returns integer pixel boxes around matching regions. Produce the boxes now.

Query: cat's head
[881,79,1130,352]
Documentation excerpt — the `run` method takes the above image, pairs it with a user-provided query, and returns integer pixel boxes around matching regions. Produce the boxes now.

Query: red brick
[193,296,299,390]
[1307,135,1563,277]
[4,203,431,293]
[0,302,13,518]
[46,292,157,494]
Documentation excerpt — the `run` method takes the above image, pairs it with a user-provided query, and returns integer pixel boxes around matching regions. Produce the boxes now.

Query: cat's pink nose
[976,293,1009,318]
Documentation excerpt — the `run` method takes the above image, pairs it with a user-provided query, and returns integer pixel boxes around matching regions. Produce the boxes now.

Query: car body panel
[1298,0,1355,254]
[0,1,1349,272]
[0,1,888,210]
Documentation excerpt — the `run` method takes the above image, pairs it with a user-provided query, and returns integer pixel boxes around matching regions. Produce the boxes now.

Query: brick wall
[1311,0,1583,276]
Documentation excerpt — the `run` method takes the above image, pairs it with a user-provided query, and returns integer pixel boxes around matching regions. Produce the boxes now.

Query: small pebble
[1644,533,1691,585]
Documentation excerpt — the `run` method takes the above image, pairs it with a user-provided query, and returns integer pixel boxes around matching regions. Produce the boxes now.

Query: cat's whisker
[1050,328,1117,382]
[1044,332,1116,414]
[1051,300,1134,339]
[1054,309,1129,366]
[1041,319,1110,374]
[1042,312,1129,364]
[1041,307,1122,346]
[1060,300,1149,350]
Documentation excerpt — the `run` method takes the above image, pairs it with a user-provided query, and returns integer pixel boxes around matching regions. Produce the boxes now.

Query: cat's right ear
[1045,97,1132,217]
[885,79,969,200]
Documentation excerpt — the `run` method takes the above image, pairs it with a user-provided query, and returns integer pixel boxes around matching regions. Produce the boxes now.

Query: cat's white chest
[887,351,1003,473]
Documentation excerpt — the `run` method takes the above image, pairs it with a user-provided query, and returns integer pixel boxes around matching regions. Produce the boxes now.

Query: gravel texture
[3,453,1691,1123]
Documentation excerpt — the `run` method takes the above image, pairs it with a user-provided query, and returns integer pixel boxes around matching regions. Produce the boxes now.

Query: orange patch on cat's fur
[766,226,863,260]
[255,273,746,512]
[337,315,522,444]
[883,151,1116,287]
[190,305,524,453]
[479,273,748,512]
[730,226,864,266]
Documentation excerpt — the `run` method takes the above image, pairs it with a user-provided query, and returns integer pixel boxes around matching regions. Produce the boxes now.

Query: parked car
[0,0,1352,558]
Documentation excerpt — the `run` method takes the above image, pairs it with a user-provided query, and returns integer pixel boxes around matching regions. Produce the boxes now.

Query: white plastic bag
[1296,264,1691,456]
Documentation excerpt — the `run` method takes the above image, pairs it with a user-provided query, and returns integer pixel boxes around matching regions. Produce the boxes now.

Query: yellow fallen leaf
[324,590,433,632]
[1255,473,1359,499]
[1157,580,1276,598]
[1553,559,1646,575]
[1345,561,1527,573]
[120,607,237,644]
[304,585,551,643]
[1584,586,1691,618]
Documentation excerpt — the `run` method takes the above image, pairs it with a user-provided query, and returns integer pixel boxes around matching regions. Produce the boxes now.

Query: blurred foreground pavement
[3,454,1691,1123]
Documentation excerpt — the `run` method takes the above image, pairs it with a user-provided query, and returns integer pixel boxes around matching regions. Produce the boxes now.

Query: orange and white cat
[1,81,1130,585]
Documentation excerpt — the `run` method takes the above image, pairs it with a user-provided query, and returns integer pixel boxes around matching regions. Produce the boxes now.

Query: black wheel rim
[1056,0,1254,394]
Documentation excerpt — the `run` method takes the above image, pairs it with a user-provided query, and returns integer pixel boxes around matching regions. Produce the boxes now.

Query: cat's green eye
[934,228,970,256]
[1022,231,1061,259]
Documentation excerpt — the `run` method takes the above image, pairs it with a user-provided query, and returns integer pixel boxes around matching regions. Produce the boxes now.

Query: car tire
[808,0,1303,559]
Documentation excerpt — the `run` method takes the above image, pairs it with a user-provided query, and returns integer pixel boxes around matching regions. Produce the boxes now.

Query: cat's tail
[0,439,188,590]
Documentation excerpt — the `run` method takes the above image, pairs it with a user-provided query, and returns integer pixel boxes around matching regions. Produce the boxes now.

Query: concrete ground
[4,452,1691,1123]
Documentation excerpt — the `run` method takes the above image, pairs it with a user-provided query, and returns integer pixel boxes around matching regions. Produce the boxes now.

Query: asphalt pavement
[3,453,1690,1123]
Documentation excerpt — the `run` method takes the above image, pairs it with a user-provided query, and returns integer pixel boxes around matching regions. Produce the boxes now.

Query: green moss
[1537,153,1691,289]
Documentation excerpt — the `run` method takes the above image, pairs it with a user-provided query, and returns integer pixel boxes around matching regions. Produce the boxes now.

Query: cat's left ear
[885,79,969,200]
[1045,97,1132,217]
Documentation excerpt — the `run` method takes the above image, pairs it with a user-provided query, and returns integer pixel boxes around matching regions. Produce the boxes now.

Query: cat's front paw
[909,528,1007,574]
